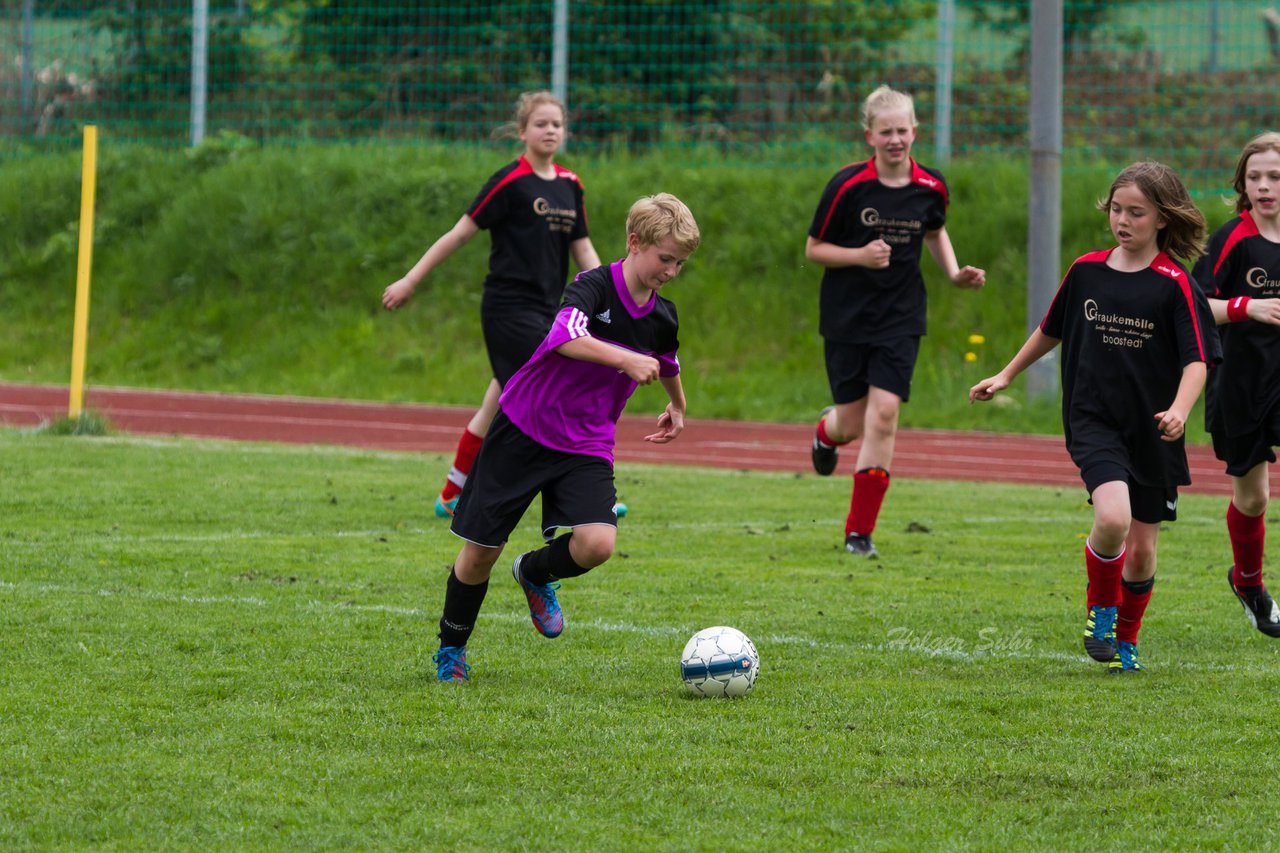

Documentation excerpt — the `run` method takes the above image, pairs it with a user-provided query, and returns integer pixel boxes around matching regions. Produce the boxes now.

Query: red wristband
[1227,296,1252,323]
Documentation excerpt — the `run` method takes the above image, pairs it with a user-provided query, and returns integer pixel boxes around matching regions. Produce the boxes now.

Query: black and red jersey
[807,158,948,343]
[467,154,589,315]
[1192,210,1280,438]
[1042,249,1219,487]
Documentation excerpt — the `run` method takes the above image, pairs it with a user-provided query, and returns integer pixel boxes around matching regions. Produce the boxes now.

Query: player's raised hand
[861,238,892,269]
[952,265,986,289]
[969,373,1009,403]
[382,278,417,311]
[622,353,661,385]
[645,403,685,443]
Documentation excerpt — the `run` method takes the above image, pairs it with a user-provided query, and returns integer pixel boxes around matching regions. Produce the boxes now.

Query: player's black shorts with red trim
[482,307,555,386]
[1211,406,1280,477]
[824,336,921,403]
[450,410,618,547]
[1080,460,1179,524]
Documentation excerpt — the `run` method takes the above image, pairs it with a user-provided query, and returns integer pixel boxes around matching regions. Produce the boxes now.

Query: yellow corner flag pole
[69,124,98,419]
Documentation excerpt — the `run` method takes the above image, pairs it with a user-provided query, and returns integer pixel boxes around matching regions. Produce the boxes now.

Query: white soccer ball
[680,626,759,698]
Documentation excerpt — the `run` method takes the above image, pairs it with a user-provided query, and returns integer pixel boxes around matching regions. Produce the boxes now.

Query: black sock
[438,567,489,648]
[1121,577,1155,595]
[519,532,591,584]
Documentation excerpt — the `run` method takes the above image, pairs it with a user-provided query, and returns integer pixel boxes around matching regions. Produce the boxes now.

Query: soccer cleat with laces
[1083,605,1118,661]
[811,406,838,476]
[1107,641,1144,675]
[1228,568,1280,637]
[844,533,878,558]
[513,552,564,638]
[432,645,470,682]
[434,493,459,518]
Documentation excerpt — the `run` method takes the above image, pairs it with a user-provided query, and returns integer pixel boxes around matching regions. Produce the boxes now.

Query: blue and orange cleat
[432,645,469,682]
[512,552,564,638]
[434,493,459,518]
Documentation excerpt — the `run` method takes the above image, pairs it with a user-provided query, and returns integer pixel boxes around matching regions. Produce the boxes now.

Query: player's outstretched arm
[924,227,985,289]
[969,329,1059,403]
[382,215,480,310]
[645,375,687,444]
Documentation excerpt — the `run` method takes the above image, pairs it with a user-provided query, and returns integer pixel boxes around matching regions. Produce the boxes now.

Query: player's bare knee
[570,527,615,567]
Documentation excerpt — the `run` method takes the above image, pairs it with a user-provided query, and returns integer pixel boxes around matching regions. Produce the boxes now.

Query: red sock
[1227,501,1265,588]
[1084,541,1124,609]
[440,428,484,502]
[845,467,890,536]
[816,417,849,448]
[1116,577,1154,643]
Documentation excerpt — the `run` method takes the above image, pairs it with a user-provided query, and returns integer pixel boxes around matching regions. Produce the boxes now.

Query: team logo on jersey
[1153,263,1182,279]
[1246,267,1280,289]
[916,175,939,189]
[595,309,612,324]
[1083,299,1155,330]
[533,197,578,219]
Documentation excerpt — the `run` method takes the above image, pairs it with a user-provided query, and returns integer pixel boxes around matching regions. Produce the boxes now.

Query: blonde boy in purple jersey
[429,193,700,682]
[1193,131,1280,638]
[806,85,985,558]
[972,162,1218,674]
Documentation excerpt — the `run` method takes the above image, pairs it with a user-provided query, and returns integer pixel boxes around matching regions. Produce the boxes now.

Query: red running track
[0,381,1232,496]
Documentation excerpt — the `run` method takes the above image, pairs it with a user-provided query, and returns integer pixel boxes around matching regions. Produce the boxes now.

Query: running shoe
[1228,568,1280,637]
[1083,605,1118,661]
[844,533,878,558]
[434,493,459,518]
[432,645,469,682]
[513,552,564,638]
[1107,641,1144,675]
[811,406,838,476]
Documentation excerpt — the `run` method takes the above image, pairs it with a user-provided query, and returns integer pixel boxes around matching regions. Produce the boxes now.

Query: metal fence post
[934,0,954,164]
[552,0,569,108]
[21,0,35,125]
[191,0,208,147]
[1026,0,1062,400]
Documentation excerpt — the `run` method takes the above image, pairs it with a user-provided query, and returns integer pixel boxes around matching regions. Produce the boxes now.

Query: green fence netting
[2,1,1278,191]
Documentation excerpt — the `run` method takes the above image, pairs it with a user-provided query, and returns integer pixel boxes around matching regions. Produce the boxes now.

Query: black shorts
[1081,460,1178,524]
[481,308,555,386]
[1211,407,1280,476]
[450,410,618,547]
[824,336,921,403]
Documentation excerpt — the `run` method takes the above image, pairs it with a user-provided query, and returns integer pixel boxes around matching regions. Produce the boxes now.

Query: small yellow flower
[964,352,977,362]
[967,334,986,345]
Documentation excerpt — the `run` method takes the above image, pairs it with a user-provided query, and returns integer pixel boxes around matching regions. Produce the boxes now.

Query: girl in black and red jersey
[806,85,985,558]
[1193,132,1280,638]
[382,91,601,519]
[971,162,1219,674]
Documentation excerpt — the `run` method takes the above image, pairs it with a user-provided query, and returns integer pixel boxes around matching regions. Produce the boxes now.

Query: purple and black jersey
[467,154,589,315]
[808,158,948,343]
[1193,210,1280,438]
[499,260,680,462]
[1042,249,1219,487]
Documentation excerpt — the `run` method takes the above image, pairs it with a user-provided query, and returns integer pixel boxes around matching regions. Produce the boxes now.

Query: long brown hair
[1096,161,1206,264]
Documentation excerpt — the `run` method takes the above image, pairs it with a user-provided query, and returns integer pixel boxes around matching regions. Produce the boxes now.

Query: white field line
[3,578,1277,673]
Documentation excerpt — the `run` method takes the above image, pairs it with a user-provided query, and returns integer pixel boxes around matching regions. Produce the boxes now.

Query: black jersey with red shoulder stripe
[808,158,948,343]
[1042,249,1219,486]
[467,155,589,314]
[1192,210,1280,437]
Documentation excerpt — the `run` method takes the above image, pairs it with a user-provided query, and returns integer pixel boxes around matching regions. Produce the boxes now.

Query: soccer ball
[680,626,759,698]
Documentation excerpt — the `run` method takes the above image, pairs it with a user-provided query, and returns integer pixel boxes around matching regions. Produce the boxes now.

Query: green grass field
[3,427,1278,849]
